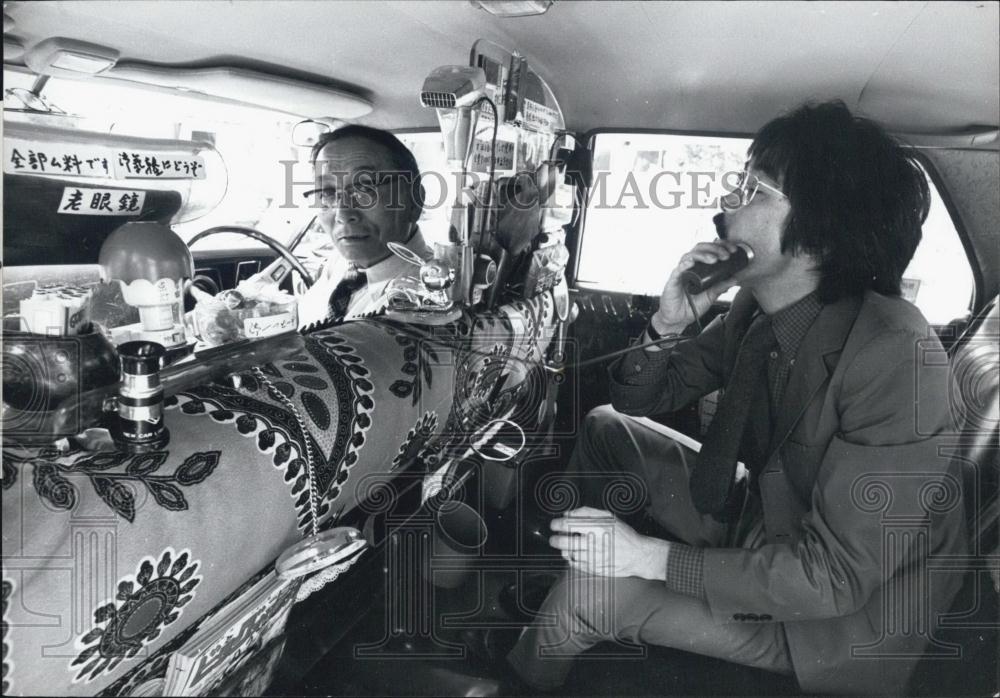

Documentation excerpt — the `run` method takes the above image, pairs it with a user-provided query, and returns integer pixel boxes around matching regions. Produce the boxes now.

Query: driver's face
[313,137,417,268]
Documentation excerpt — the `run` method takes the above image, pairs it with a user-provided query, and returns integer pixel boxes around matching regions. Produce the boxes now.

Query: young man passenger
[503,101,966,694]
[297,125,432,328]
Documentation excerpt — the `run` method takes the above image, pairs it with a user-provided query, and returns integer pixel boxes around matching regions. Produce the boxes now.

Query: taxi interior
[2,1,998,696]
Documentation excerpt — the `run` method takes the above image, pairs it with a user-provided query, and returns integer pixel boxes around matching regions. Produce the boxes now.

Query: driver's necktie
[328,265,367,321]
[690,313,776,520]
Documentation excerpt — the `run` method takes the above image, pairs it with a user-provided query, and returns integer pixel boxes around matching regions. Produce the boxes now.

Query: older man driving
[297,125,432,328]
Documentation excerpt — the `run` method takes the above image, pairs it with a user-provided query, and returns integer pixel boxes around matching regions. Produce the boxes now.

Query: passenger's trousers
[506,404,794,690]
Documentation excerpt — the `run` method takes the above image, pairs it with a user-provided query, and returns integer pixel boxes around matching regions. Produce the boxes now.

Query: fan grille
[420,92,457,108]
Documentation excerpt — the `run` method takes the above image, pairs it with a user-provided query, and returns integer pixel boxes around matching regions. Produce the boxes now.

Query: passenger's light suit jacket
[610,289,967,694]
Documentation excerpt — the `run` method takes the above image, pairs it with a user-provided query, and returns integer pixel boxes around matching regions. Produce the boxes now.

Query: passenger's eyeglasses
[721,170,787,210]
[302,173,407,209]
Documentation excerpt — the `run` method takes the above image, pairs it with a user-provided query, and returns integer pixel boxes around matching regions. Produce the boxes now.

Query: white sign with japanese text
[522,99,560,133]
[5,138,113,178]
[243,312,296,338]
[3,138,208,180]
[57,187,146,216]
[470,138,516,174]
[114,150,207,180]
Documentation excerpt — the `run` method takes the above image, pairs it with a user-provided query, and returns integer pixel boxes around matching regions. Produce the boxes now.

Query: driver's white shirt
[297,229,432,329]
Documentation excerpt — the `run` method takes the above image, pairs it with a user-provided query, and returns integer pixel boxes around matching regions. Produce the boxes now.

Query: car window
[577,132,974,324]
[3,67,314,251]
[577,133,749,301]
[902,165,976,324]
[396,131,452,247]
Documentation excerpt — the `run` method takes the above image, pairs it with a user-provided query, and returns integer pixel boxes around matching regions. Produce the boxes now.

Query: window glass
[3,69,313,251]
[396,131,452,247]
[901,164,975,324]
[578,133,748,299]
[577,133,973,324]
[2,68,36,91]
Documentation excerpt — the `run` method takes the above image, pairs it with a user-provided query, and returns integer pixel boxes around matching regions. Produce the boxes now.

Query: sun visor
[3,121,225,266]
[104,64,373,120]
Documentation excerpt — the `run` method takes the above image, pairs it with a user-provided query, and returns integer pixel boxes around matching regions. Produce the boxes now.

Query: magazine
[212,636,287,697]
[164,572,298,696]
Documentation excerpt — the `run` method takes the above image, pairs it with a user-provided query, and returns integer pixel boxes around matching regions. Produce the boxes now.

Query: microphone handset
[679,243,754,295]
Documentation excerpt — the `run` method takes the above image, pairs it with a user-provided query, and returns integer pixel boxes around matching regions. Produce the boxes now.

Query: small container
[425,500,488,589]
[114,341,169,452]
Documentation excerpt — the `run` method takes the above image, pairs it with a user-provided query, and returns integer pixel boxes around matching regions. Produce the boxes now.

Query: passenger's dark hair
[310,124,423,212]
[749,100,930,302]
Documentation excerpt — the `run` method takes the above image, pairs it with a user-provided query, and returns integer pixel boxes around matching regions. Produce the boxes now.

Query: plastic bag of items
[192,286,297,346]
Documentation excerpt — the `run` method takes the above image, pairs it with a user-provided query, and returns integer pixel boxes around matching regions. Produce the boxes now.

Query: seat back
[908,296,999,696]
[946,295,999,556]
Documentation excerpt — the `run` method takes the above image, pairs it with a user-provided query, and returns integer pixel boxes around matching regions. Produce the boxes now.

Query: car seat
[909,294,999,696]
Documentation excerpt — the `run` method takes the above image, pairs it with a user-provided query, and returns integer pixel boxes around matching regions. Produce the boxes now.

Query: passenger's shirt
[296,228,432,329]
[767,292,824,413]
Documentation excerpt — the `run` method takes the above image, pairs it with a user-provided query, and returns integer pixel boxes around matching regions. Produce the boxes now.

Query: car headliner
[5,0,999,141]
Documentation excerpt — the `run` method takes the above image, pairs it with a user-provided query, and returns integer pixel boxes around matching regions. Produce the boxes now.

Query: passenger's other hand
[549,506,670,580]
[652,240,741,336]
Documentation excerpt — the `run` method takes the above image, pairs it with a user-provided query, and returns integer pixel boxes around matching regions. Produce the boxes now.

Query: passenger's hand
[652,240,741,335]
[548,507,670,580]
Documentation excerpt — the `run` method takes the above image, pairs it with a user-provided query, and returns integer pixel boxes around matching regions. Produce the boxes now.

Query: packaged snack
[193,287,297,346]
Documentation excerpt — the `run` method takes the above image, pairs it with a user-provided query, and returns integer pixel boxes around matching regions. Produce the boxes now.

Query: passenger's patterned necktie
[690,314,777,519]
[327,265,367,321]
